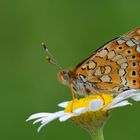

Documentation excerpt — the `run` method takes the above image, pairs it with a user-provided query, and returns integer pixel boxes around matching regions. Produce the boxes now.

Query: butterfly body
[58,27,140,96]
[58,69,99,96]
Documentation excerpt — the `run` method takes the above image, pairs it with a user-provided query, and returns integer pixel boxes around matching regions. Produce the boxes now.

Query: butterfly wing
[73,27,140,93]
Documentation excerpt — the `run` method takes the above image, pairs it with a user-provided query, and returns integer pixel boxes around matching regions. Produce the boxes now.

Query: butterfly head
[58,70,71,85]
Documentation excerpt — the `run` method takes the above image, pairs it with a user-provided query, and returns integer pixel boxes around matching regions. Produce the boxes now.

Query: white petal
[26,113,51,121]
[41,111,65,123]
[33,118,44,124]
[59,107,88,122]
[58,101,69,108]
[106,90,140,110]
[59,113,77,122]
[73,107,88,114]
[107,96,127,109]
[131,94,140,101]
[88,99,103,111]
[132,89,140,94]
[40,115,59,124]
[116,89,137,99]
[105,100,131,110]
[116,89,140,101]
[37,111,65,132]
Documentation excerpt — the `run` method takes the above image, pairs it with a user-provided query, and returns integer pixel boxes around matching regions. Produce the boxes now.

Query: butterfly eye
[58,70,70,85]
[61,71,70,83]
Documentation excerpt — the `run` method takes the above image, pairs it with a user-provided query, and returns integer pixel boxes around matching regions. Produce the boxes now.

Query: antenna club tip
[41,43,63,69]
[45,55,50,60]
[41,42,46,47]
[41,42,48,51]
[41,42,45,45]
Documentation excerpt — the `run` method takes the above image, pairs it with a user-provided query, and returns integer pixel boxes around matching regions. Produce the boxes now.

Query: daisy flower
[26,89,140,140]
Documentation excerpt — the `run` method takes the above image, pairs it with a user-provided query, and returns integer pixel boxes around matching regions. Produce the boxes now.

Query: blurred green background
[1,0,140,139]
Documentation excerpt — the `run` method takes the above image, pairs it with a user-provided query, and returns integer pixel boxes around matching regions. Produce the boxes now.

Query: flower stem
[90,127,104,140]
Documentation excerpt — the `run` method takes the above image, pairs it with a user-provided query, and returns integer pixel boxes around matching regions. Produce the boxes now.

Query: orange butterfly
[43,27,140,97]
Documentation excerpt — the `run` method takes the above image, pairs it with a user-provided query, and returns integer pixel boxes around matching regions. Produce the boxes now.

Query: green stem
[90,127,104,140]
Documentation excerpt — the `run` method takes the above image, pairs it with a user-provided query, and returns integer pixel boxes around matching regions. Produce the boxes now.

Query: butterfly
[43,27,140,97]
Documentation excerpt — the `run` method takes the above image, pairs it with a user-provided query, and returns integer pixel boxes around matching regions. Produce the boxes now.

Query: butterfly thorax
[58,69,98,96]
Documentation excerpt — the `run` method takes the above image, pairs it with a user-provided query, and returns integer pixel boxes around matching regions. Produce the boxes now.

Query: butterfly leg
[70,84,78,112]
[86,86,105,103]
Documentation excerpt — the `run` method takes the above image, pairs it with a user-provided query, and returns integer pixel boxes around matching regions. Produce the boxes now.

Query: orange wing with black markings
[73,27,140,93]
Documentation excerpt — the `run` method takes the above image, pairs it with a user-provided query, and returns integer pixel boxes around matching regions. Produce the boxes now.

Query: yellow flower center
[64,94,114,131]
[65,94,113,113]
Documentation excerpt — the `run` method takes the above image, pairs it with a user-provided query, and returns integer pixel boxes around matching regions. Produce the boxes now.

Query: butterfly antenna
[41,43,63,69]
